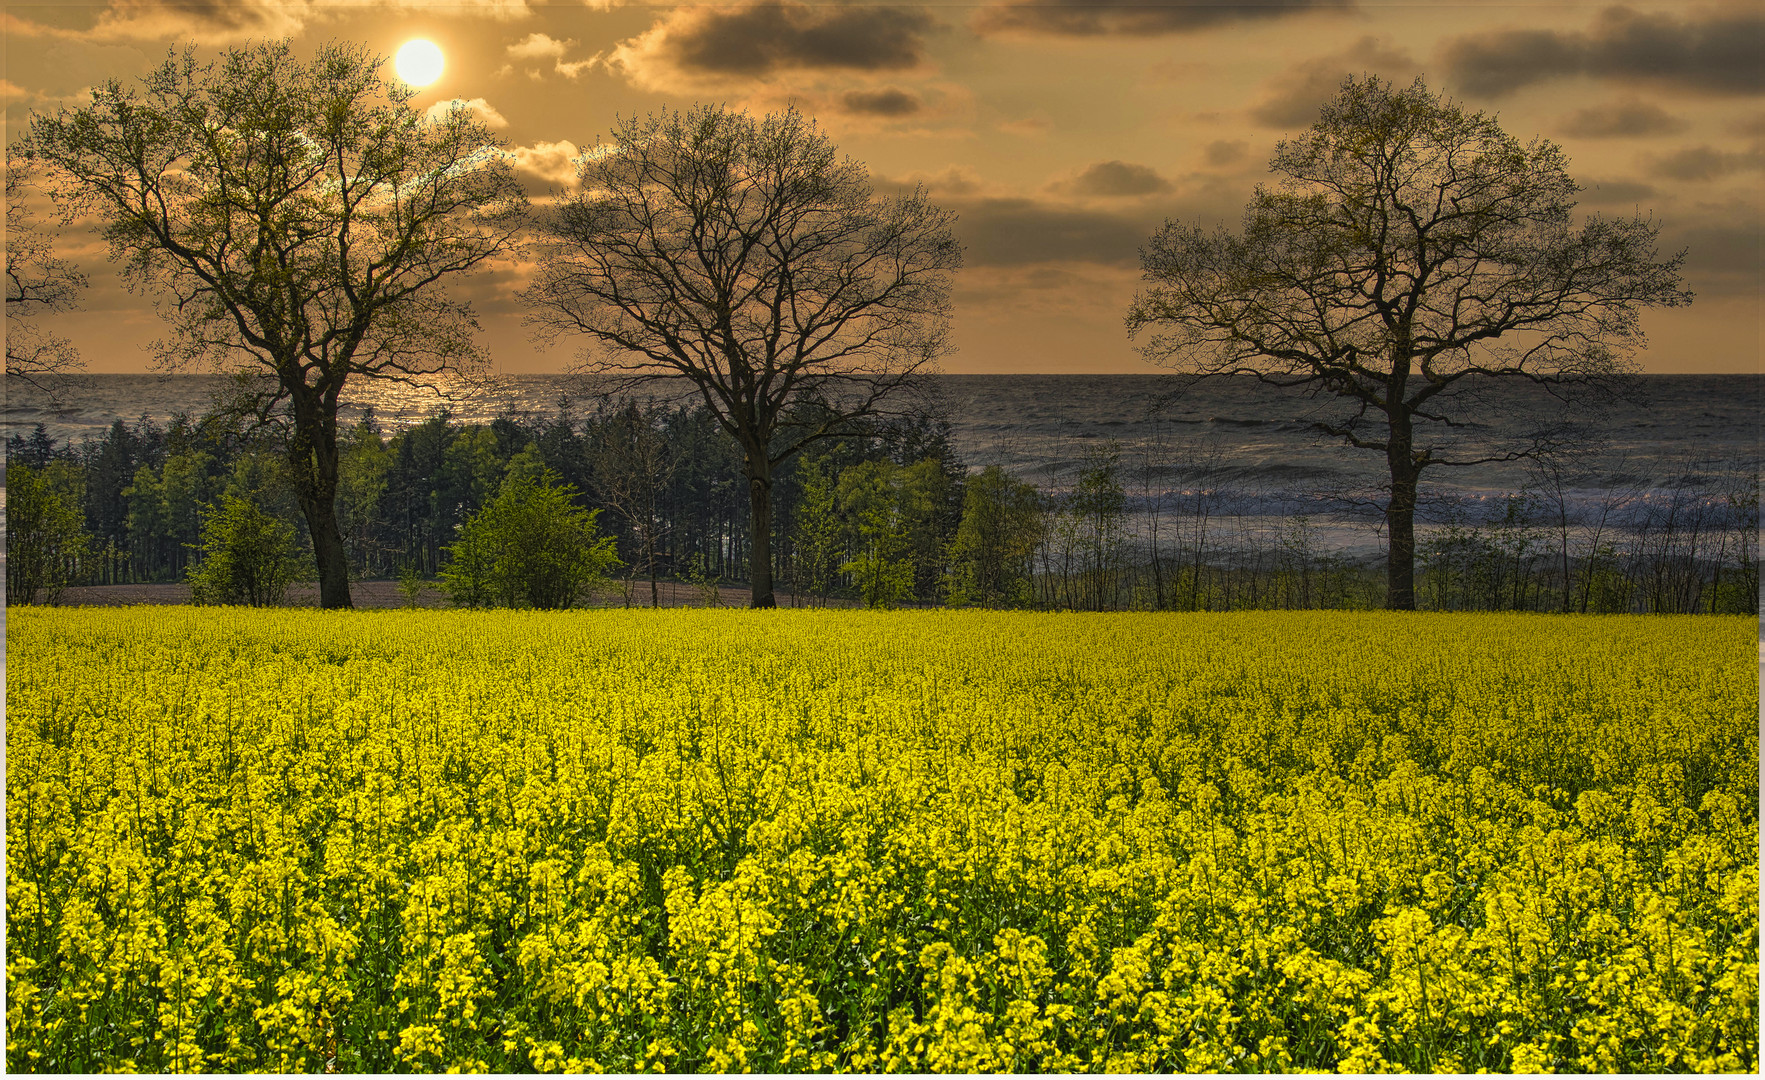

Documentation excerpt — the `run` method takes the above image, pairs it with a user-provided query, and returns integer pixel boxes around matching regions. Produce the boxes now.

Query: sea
[5,373,1758,558]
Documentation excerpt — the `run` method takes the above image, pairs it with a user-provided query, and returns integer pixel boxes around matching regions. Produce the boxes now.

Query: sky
[4,0,1760,375]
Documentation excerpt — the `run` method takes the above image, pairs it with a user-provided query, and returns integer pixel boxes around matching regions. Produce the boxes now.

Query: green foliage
[838,460,918,609]
[947,465,1043,608]
[683,553,723,608]
[791,454,845,605]
[337,417,393,576]
[185,495,305,607]
[441,470,620,610]
[397,563,428,608]
[4,462,92,604]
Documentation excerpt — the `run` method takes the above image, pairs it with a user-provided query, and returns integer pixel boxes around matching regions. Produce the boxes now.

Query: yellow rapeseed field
[5,608,1757,1073]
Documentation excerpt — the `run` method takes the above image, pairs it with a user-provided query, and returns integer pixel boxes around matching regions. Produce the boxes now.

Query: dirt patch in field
[51,579,854,610]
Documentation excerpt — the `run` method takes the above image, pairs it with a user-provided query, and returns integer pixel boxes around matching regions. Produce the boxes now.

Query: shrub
[441,470,620,609]
[4,462,92,604]
[185,495,304,606]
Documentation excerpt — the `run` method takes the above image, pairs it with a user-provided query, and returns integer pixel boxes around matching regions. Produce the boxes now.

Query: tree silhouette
[1129,76,1690,609]
[525,105,960,608]
[24,41,526,607]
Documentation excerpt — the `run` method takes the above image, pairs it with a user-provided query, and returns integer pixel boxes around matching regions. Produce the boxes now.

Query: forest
[7,395,1757,615]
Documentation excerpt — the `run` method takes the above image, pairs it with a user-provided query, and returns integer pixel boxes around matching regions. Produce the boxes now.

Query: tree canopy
[5,160,89,396]
[1128,76,1690,609]
[22,40,527,608]
[525,104,961,607]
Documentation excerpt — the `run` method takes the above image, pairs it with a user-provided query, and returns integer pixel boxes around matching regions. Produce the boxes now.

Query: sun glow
[395,39,445,87]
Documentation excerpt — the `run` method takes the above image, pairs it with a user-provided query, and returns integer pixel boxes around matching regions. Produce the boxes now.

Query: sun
[394,39,445,87]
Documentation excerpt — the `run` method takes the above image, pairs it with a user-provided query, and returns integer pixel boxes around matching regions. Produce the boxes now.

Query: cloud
[20,0,535,44]
[1730,113,1765,139]
[86,0,308,41]
[506,31,598,79]
[840,88,922,118]
[972,0,1352,37]
[425,97,510,128]
[1441,7,1765,99]
[508,33,571,60]
[1247,37,1421,128]
[507,140,580,187]
[1203,140,1249,167]
[1558,99,1688,138]
[608,2,935,89]
[1053,161,1173,197]
[956,197,1153,266]
[1665,200,1763,298]
[873,166,995,198]
[1643,144,1765,182]
[1575,178,1660,205]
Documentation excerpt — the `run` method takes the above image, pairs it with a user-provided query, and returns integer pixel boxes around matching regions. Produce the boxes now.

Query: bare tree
[589,399,676,608]
[1128,76,1690,609]
[5,158,88,397]
[525,105,961,608]
[22,41,526,608]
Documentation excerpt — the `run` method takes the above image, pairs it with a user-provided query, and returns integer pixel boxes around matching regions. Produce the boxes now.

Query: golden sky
[6,0,1760,374]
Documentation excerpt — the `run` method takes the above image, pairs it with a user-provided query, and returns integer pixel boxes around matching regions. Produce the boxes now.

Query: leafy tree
[336,416,394,579]
[1128,76,1690,609]
[838,460,920,609]
[24,40,526,608]
[6,424,60,470]
[441,470,620,610]
[5,462,92,604]
[78,419,148,567]
[126,448,222,580]
[525,104,961,607]
[4,158,88,397]
[186,494,305,607]
[792,454,846,606]
[947,465,1042,608]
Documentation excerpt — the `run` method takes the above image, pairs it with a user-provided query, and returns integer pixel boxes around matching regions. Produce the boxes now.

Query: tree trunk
[289,400,354,610]
[647,526,659,608]
[1385,441,1419,611]
[746,459,777,608]
[299,489,354,609]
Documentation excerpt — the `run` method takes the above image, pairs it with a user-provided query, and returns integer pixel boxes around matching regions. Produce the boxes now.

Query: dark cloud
[840,88,922,117]
[955,198,1153,266]
[1729,113,1765,138]
[1558,99,1687,138]
[1644,144,1765,182]
[63,0,532,41]
[873,166,989,198]
[1442,7,1765,99]
[641,3,933,78]
[1248,37,1421,128]
[1204,140,1249,167]
[1669,211,1763,298]
[104,0,284,32]
[972,0,1351,37]
[1057,161,1173,197]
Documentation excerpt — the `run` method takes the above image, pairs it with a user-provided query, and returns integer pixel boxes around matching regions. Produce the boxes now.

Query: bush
[4,462,92,604]
[441,470,620,609]
[185,495,305,606]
